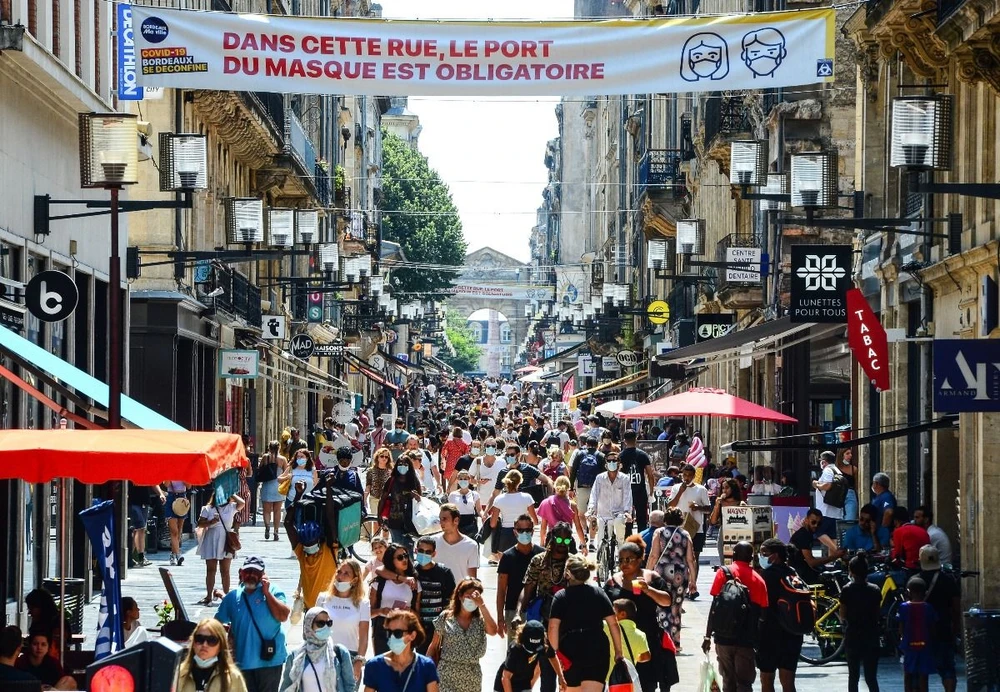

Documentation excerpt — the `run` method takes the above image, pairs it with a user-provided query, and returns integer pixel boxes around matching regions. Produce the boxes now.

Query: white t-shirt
[434,534,481,580]
[815,465,845,519]
[317,592,371,653]
[448,490,481,516]
[302,656,329,692]
[462,430,473,445]
[473,457,504,493]
[495,394,509,409]
[668,482,710,535]
[492,492,535,528]
[501,383,514,396]
[375,578,421,612]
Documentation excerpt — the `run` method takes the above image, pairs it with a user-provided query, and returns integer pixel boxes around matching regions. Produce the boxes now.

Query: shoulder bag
[242,593,278,661]
[219,508,242,554]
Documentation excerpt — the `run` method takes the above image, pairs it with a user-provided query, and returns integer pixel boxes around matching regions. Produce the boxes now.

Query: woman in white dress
[196,492,245,605]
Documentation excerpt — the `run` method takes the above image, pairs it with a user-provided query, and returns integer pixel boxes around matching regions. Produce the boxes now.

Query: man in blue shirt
[870,472,897,528]
[842,504,890,553]
[384,419,410,461]
[216,556,290,692]
[639,510,665,563]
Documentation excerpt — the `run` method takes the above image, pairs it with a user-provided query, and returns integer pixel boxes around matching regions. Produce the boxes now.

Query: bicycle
[799,570,848,665]
[595,514,628,584]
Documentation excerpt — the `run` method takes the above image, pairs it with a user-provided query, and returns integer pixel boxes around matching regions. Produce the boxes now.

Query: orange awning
[0,429,249,485]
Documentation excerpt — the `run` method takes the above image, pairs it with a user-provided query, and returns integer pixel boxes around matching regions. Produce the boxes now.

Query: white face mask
[303,544,320,555]
[193,654,218,669]
[461,598,478,613]
[335,580,353,593]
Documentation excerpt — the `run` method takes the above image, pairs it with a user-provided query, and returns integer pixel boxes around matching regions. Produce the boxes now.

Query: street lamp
[296,210,320,246]
[790,151,838,208]
[890,95,952,170]
[676,219,707,255]
[759,174,789,211]
[729,140,769,187]
[225,198,264,245]
[267,208,296,248]
[159,133,208,191]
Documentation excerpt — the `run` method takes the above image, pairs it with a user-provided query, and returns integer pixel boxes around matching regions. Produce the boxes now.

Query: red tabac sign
[847,288,890,391]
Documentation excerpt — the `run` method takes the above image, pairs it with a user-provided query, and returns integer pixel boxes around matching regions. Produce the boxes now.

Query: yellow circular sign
[412,343,423,352]
[647,300,670,325]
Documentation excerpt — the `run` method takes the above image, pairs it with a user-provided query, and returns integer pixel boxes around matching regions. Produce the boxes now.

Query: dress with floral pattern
[433,611,487,692]
[649,525,692,646]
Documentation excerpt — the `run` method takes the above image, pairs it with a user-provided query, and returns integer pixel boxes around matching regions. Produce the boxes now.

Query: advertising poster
[721,505,773,565]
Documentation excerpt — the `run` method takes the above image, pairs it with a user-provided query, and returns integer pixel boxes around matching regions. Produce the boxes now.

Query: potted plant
[334,164,346,201]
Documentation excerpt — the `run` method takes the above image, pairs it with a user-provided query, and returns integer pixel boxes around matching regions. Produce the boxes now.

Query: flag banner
[130,6,835,96]
[446,284,555,301]
[79,500,125,659]
[846,288,889,392]
[562,376,575,403]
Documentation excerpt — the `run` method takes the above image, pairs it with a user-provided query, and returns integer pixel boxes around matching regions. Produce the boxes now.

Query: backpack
[822,468,849,509]
[575,452,601,488]
[773,569,816,635]
[709,567,752,641]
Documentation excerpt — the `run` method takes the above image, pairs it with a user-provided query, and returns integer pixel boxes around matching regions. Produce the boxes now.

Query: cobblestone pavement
[82,521,965,690]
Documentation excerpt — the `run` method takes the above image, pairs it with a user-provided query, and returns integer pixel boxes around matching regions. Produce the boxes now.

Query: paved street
[81,521,965,690]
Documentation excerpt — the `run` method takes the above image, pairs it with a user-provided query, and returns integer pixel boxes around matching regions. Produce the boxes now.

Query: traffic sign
[25,270,78,323]
[289,334,315,359]
[646,300,670,325]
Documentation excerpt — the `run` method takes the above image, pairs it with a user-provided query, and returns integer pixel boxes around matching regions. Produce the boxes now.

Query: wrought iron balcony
[703,94,752,147]
[315,163,331,207]
[214,266,262,328]
[239,92,285,145]
[288,110,317,176]
[639,149,686,200]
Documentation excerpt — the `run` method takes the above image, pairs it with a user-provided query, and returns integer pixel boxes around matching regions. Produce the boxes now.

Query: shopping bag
[699,655,718,692]
[411,496,442,535]
[607,658,636,692]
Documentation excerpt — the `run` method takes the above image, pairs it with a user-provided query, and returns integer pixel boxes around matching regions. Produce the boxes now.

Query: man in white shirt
[586,451,633,547]
[810,451,845,544]
[471,439,504,494]
[495,392,509,410]
[914,505,953,564]
[434,503,480,579]
[500,381,514,397]
[668,463,711,595]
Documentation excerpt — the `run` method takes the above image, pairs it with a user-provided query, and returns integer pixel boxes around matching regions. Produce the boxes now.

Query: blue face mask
[193,655,218,669]
[396,465,409,475]
[303,544,320,555]
[414,553,432,566]
[312,625,332,641]
[387,636,408,655]
[295,458,306,467]
[759,554,775,569]
[485,446,497,456]
[516,531,533,545]
[506,456,518,466]
[458,480,470,489]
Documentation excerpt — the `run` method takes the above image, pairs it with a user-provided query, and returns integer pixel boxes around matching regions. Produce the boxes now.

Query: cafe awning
[345,352,400,392]
[656,317,831,365]
[0,325,183,430]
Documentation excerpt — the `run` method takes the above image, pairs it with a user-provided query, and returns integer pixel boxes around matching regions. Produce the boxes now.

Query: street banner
[130,5,835,96]
[846,288,889,391]
[79,500,125,659]
[933,339,1000,412]
[446,284,555,301]
[789,244,852,323]
[562,376,575,403]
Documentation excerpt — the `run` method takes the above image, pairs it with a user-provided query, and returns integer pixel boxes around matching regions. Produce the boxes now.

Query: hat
[919,545,941,572]
[242,556,266,572]
[521,620,546,652]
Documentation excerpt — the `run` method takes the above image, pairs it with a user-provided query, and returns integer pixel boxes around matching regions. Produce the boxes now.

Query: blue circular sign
[140,17,169,43]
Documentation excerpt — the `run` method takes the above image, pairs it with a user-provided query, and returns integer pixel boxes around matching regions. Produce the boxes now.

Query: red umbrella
[616,387,797,423]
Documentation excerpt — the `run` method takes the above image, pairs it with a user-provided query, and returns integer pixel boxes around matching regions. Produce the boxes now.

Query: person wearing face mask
[441,426,470,484]
[215,557,290,692]
[488,444,553,512]
[196,492,246,606]
[489,471,540,563]
[586,452,633,554]
[447,472,483,538]
[405,438,441,497]
[496,514,544,642]
[177,619,248,692]
[426,578,498,692]
[362,609,439,692]
[407,537,457,654]
[330,446,363,495]
[369,544,422,655]
[377,453,422,551]
[316,559,370,682]
[283,508,338,609]
[278,607,355,692]
[467,437,503,495]
[279,451,318,515]
[755,539,803,692]
[384,419,410,461]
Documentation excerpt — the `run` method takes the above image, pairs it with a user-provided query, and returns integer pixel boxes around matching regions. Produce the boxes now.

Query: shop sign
[615,350,642,368]
[724,246,762,284]
[289,334,315,359]
[314,343,345,357]
[25,270,78,323]
[789,244,852,323]
[263,315,286,340]
[0,301,26,331]
[846,289,889,391]
[933,339,1000,412]
[695,313,734,342]
[601,356,619,372]
[218,349,258,379]
[578,354,596,377]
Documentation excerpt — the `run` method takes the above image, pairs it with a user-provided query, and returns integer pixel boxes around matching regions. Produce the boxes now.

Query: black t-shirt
[191,666,214,691]
[920,569,960,640]
[417,564,456,623]
[454,454,475,474]
[840,580,882,647]
[497,544,545,610]
[789,527,820,585]
[604,572,668,639]
[0,663,38,683]
[496,463,542,490]
[494,643,554,691]
[760,564,799,636]
[15,655,64,686]
[550,583,614,633]
[619,448,651,497]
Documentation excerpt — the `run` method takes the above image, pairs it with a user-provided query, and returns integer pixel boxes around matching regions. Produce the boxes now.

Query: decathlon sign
[933,339,1000,412]
[130,5,835,97]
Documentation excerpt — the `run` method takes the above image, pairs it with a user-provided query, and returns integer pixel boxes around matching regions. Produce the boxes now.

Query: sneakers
[176,554,185,566]
[169,554,176,566]
[137,553,152,567]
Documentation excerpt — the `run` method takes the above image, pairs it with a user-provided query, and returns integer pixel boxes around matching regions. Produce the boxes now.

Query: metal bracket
[34,192,193,235]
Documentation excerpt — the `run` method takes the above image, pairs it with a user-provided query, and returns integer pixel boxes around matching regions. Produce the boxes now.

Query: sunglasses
[394,554,410,561]
[552,536,572,545]
[386,629,411,639]
[313,620,333,629]
[515,527,533,534]
[193,634,220,646]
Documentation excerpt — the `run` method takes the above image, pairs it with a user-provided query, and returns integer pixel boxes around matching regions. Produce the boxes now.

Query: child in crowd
[897,576,937,692]
[494,620,565,692]
[363,536,388,585]
[603,599,650,680]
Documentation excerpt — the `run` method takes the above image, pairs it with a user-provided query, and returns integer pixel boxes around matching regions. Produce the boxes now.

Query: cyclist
[586,451,633,561]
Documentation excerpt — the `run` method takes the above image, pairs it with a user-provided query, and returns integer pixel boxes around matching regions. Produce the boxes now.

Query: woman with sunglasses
[316,559,369,682]
[378,454,422,551]
[426,578,498,692]
[447,470,482,538]
[365,447,393,538]
[279,607,355,692]
[363,609,439,692]
[369,543,422,655]
[177,619,247,692]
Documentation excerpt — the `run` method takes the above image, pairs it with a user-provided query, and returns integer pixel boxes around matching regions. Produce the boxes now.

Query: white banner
[131,6,835,96]
[447,284,555,301]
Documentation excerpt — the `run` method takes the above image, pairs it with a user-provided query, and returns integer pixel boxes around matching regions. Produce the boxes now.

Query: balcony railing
[239,92,285,145]
[639,149,686,199]
[315,163,331,207]
[288,110,317,176]
[716,233,763,293]
[215,266,262,328]
[937,0,965,23]
[703,94,752,146]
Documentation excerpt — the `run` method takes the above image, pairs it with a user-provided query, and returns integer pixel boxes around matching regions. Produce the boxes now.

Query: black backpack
[709,567,752,641]
[822,470,849,509]
[773,569,816,635]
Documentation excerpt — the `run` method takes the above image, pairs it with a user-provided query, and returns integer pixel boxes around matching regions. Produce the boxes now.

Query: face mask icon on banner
[741,27,787,78]
[679,32,730,82]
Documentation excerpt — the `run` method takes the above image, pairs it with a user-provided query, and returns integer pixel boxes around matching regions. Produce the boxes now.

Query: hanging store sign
[933,339,1000,412]
[846,289,889,392]
[615,350,642,368]
[289,333,316,359]
[263,315,287,340]
[314,343,345,357]
[789,244,852,323]
[724,247,763,284]
[578,355,596,377]
[25,270,78,323]
[601,356,620,373]
[695,313,735,342]
[218,349,259,378]
[131,6,835,97]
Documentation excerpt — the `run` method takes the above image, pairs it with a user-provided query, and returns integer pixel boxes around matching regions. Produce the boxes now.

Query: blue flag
[79,500,125,658]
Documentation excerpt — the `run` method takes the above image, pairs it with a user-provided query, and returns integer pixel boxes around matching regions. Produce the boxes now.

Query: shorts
[817,516,839,540]
[560,629,611,686]
[165,492,187,520]
[692,532,706,555]
[129,504,147,530]
[932,638,956,681]
[756,630,803,673]
[574,487,592,520]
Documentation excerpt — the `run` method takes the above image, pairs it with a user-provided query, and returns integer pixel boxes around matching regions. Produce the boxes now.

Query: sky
[377,0,575,264]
